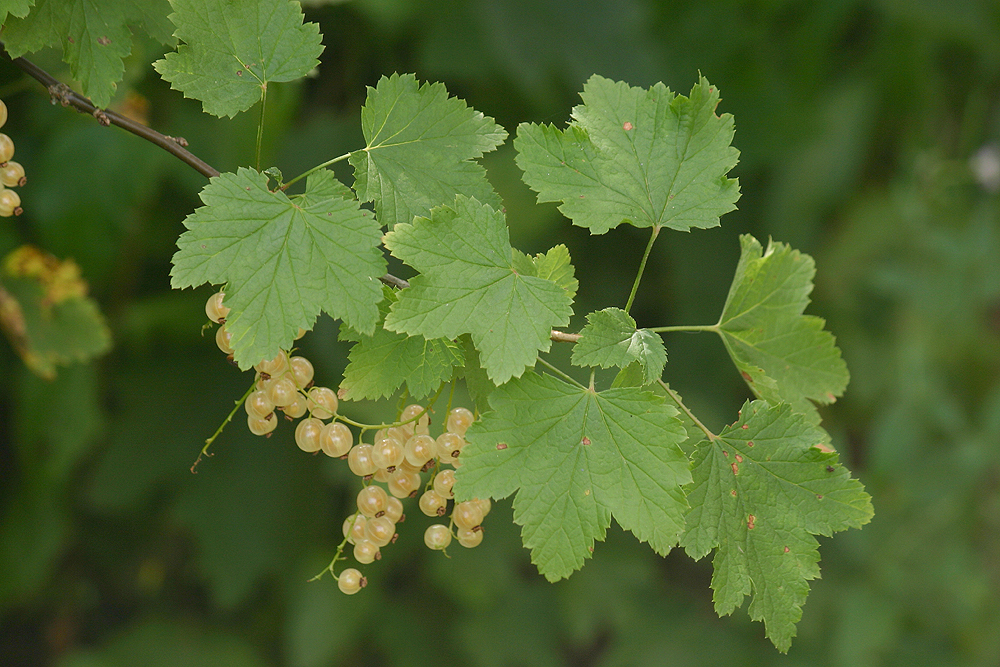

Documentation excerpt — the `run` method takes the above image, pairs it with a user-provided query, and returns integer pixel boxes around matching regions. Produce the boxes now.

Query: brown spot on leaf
[731,462,739,475]
[730,489,737,497]
[496,442,508,450]
[723,450,729,458]
[747,441,754,447]
[784,546,790,553]
[826,465,835,473]
[741,370,753,382]
[735,454,743,463]
[97,36,111,46]
[747,514,755,529]
[623,121,634,131]
[581,436,591,446]
[814,442,836,453]
[816,494,824,500]
[741,424,749,430]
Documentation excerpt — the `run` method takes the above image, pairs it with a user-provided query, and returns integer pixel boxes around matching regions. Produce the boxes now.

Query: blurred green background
[2,0,1000,664]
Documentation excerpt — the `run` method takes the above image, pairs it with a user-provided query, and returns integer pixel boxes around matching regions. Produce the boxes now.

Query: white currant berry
[342,514,367,544]
[215,325,234,354]
[424,524,452,550]
[457,527,483,548]
[384,496,404,523]
[357,485,389,518]
[372,437,404,471]
[294,417,324,453]
[403,434,436,467]
[418,490,448,517]
[452,500,484,530]
[205,292,229,323]
[294,327,307,340]
[0,187,20,217]
[337,568,365,595]
[306,386,338,419]
[281,393,308,419]
[372,468,390,483]
[0,100,7,128]
[347,444,377,477]
[364,516,395,547]
[247,413,277,436]
[353,539,380,564]
[432,469,456,498]
[289,356,314,388]
[387,468,420,498]
[436,432,465,464]
[0,134,14,163]
[244,389,275,419]
[255,351,288,377]
[474,497,492,518]
[0,161,26,188]
[446,407,474,435]
[265,374,298,408]
[320,422,353,457]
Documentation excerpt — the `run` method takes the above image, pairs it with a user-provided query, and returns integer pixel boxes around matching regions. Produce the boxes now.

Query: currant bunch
[205,291,490,595]
[0,99,26,218]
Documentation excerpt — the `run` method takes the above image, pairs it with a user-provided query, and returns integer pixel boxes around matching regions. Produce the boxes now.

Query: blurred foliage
[2,0,1000,665]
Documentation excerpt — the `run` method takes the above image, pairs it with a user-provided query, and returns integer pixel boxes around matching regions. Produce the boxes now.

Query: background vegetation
[2,0,999,664]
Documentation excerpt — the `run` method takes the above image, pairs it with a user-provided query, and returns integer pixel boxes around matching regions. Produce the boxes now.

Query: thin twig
[3,47,411,292]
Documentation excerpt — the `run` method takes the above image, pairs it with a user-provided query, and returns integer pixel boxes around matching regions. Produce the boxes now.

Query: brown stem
[2,45,408,290]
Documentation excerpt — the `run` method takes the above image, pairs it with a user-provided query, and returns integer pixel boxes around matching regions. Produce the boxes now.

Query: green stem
[657,379,717,441]
[537,357,586,389]
[310,513,357,582]
[335,383,446,431]
[624,226,660,313]
[647,324,719,333]
[192,380,256,472]
[255,86,267,170]
[281,152,353,191]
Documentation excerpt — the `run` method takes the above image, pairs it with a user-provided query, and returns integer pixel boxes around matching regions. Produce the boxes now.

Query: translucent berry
[342,514,367,544]
[247,413,277,436]
[452,500,484,530]
[289,356,314,388]
[457,527,483,548]
[424,524,452,550]
[244,389,274,419]
[320,422,353,458]
[446,407,474,435]
[215,325,234,354]
[307,386,338,419]
[403,434,436,467]
[384,496,404,523]
[337,568,365,595]
[205,292,229,324]
[353,539,379,564]
[387,469,420,498]
[347,444,377,477]
[294,417,324,453]
[418,490,448,517]
[0,161,26,188]
[255,351,288,377]
[432,469,456,498]
[436,432,465,464]
[364,516,395,547]
[357,485,388,518]
[265,374,298,408]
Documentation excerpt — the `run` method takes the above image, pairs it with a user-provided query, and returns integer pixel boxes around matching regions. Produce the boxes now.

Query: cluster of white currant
[334,405,490,593]
[204,291,489,595]
[0,100,27,218]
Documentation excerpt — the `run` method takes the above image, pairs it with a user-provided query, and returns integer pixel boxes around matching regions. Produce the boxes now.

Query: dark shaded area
[2,0,999,665]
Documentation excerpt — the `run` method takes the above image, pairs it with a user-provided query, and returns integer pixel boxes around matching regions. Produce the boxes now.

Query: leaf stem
[657,379,717,441]
[647,324,719,333]
[254,87,267,170]
[192,380,257,472]
[309,513,357,582]
[335,383,446,431]
[281,152,353,191]
[624,226,660,313]
[537,357,586,389]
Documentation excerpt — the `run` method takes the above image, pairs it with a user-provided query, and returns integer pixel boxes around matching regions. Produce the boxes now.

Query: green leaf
[153,0,324,117]
[716,235,849,419]
[383,195,574,385]
[455,372,691,581]
[511,243,579,301]
[2,0,173,108]
[515,76,740,234]
[457,334,494,413]
[170,168,384,369]
[0,0,34,25]
[339,288,463,401]
[350,73,507,229]
[680,400,873,651]
[571,307,666,384]
[0,246,111,379]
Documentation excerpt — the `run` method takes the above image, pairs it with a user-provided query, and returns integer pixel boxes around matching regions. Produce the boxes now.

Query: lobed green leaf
[716,235,850,421]
[680,400,873,651]
[170,168,384,369]
[153,0,324,117]
[572,307,666,384]
[350,73,507,230]
[382,195,573,385]
[456,372,691,581]
[515,75,740,234]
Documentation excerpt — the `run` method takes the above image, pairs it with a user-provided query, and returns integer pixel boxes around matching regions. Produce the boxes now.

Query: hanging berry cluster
[205,291,488,595]
[0,100,26,217]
